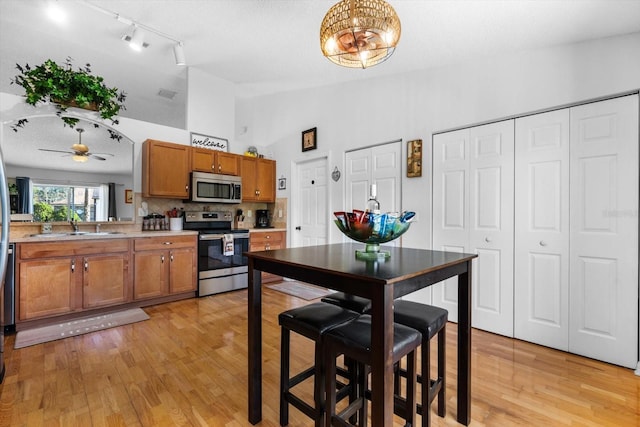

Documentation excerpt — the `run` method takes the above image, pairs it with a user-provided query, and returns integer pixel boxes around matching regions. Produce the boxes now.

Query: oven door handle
[199,233,250,240]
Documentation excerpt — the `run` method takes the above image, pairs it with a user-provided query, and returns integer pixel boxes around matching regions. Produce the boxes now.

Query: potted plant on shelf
[10,57,126,135]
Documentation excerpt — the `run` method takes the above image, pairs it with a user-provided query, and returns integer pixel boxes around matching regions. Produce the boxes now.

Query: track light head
[173,42,186,66]
[129,25,145,51]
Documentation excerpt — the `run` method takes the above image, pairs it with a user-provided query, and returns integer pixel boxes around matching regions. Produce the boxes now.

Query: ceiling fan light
[73,155,88,163]
[320,0,401,69]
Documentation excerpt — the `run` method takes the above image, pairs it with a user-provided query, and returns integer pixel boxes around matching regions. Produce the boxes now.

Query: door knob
[295,226,301,230]
[484,237,491,243]
[539,241,547,246]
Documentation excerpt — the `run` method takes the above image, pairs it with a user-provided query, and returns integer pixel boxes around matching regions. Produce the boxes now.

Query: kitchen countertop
[11,230,198,243]
[248,228,286,232]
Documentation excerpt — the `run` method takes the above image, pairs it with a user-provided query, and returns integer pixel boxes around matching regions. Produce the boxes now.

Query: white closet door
[514,109,570,350]
[569,95,638,368]
[468,120,514,336]
[345,149,372,212]
[432,128,469,321]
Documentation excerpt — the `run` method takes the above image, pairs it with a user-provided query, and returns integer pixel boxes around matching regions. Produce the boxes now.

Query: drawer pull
[163,241,172,245]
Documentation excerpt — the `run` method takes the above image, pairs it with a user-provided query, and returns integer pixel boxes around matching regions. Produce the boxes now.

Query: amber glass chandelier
[320,0,401,69]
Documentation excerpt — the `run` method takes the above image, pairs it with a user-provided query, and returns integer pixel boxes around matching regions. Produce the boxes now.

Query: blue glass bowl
[334,211,414,259]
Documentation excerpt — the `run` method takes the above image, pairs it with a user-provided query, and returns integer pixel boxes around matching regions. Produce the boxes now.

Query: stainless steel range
[183,211,249,297]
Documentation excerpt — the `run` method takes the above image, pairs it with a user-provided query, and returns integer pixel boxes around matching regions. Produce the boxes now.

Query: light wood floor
[0,287,638,426]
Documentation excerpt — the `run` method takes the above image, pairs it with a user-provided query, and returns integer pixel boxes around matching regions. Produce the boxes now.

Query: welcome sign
[190,132,228,152]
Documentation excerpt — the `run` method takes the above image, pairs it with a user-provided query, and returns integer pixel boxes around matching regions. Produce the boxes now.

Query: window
[31,181,108,222]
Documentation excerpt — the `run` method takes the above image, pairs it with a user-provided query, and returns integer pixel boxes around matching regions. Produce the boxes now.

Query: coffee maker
[255,209,271,228]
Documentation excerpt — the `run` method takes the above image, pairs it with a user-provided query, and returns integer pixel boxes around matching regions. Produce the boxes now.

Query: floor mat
[14,308,149,349]
[266,281,334,301]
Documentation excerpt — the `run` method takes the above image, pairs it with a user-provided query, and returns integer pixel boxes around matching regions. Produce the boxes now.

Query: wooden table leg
[368,285,395,427]
[248,260,262,424]
[457,261,472,425]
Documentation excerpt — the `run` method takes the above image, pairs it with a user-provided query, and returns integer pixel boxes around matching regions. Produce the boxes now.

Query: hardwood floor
[0,287,638,426]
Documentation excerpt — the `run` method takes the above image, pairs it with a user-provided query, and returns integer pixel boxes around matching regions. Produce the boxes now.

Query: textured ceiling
[1,0,640,172]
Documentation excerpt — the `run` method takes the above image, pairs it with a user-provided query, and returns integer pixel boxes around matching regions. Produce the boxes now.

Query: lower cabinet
[249,230,286,284]
[17,239,131,321]
[16,234,198,325]
[133,235,197,300]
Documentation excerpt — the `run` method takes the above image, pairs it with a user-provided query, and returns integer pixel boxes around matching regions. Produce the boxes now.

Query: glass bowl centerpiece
[334,210,415,260]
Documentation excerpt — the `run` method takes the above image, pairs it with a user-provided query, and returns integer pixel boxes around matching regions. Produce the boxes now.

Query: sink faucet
[95,223,101,233]
[70,219,79,232]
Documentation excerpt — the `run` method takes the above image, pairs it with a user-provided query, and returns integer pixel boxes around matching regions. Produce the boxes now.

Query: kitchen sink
[86,232,124,236]
[30,233,68,238]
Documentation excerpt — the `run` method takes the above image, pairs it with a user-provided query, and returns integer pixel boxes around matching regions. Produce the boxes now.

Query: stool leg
[280,328,290,426]
[437,327,446,418]
[421,338,431,427]
[406,349,417,427]
[314,340,325,427]
[324,344,338,427]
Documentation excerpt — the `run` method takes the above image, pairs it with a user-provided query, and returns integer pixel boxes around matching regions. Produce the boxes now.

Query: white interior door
[468,120,514,336]
[292,156,328,247]
[514,109,570,350]
[432,128,469,321]
[569,95,638,368]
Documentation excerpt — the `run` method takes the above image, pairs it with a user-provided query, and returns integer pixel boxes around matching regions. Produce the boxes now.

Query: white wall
[187,67,235,144]
[236,32,640,249]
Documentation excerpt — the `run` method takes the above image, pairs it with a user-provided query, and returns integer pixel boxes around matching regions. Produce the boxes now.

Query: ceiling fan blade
[39,148,73,154]
[91,155,107,161]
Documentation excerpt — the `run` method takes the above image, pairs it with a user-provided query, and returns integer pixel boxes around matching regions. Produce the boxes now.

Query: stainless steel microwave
[190,171,242,203]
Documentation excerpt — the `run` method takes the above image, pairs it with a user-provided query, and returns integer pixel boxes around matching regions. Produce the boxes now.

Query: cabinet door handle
[170,253,174,262]
[185,185,189,192]
[539,241,547,247]
[84,259,88,271]
[218,164,222,172]
[161,255,165,263]
[266,235,270,239]
[71,259,75,273]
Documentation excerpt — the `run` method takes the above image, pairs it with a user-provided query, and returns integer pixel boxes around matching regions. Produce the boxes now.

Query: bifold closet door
[433,120,514,336]
[569,95,638,368]
[514,109,571,351]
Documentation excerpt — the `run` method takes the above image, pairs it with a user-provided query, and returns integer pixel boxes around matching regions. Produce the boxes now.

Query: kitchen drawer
[250,231,284,250]
[134,235,196,251]
[19,239,129,259]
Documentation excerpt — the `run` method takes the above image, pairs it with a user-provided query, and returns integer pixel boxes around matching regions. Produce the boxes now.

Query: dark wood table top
[246,243,477,285]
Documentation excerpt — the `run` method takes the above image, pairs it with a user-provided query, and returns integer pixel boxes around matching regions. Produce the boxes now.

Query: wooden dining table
[246,243,477,426]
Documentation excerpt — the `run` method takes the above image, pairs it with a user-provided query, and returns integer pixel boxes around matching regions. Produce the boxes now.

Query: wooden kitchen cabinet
[192,148,241,175]
[133,235,197,300]
[17,239,131,321]
[142,139,191,198]
[250,230,286,284]
[241,157,276,202]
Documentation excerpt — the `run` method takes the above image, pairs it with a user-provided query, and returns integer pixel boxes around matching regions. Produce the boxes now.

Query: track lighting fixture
[128,25,146,51]
[173,42,186,66]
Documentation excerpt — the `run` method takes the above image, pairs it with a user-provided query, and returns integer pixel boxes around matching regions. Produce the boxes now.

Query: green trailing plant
[10,57,126,136]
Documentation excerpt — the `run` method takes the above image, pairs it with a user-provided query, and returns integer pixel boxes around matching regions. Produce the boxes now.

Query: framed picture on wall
[191,132,229,152]
[125,189,133,204]
[302,127,317,152]
[407,139,422,178]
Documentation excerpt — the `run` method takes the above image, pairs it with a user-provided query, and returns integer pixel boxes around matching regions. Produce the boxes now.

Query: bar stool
[279,302,360,427]
[321,293,448,427]
[392,300,448,427]
[323,315,422,427]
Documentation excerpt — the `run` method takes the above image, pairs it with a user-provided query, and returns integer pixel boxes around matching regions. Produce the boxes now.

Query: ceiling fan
[38,128,114,162]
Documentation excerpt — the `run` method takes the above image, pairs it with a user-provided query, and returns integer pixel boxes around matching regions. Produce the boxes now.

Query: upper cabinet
[241,157,276,202]
[142,139,191,199]
[191,147,241,175]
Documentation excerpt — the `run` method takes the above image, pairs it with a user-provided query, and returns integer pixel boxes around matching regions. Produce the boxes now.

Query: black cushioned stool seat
[321,292,372,314]
[279,302,360,427]
[323,315,422,427]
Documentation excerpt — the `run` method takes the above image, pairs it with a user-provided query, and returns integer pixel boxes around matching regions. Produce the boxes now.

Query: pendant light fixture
[320,0,401,69]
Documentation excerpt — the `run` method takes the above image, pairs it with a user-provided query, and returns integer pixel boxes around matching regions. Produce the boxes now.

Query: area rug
[266,280,333,301]
[14,308,149,349]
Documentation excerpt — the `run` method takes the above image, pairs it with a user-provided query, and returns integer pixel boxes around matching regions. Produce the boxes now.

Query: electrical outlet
[278,209,283,218]
[247,210,252,217]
